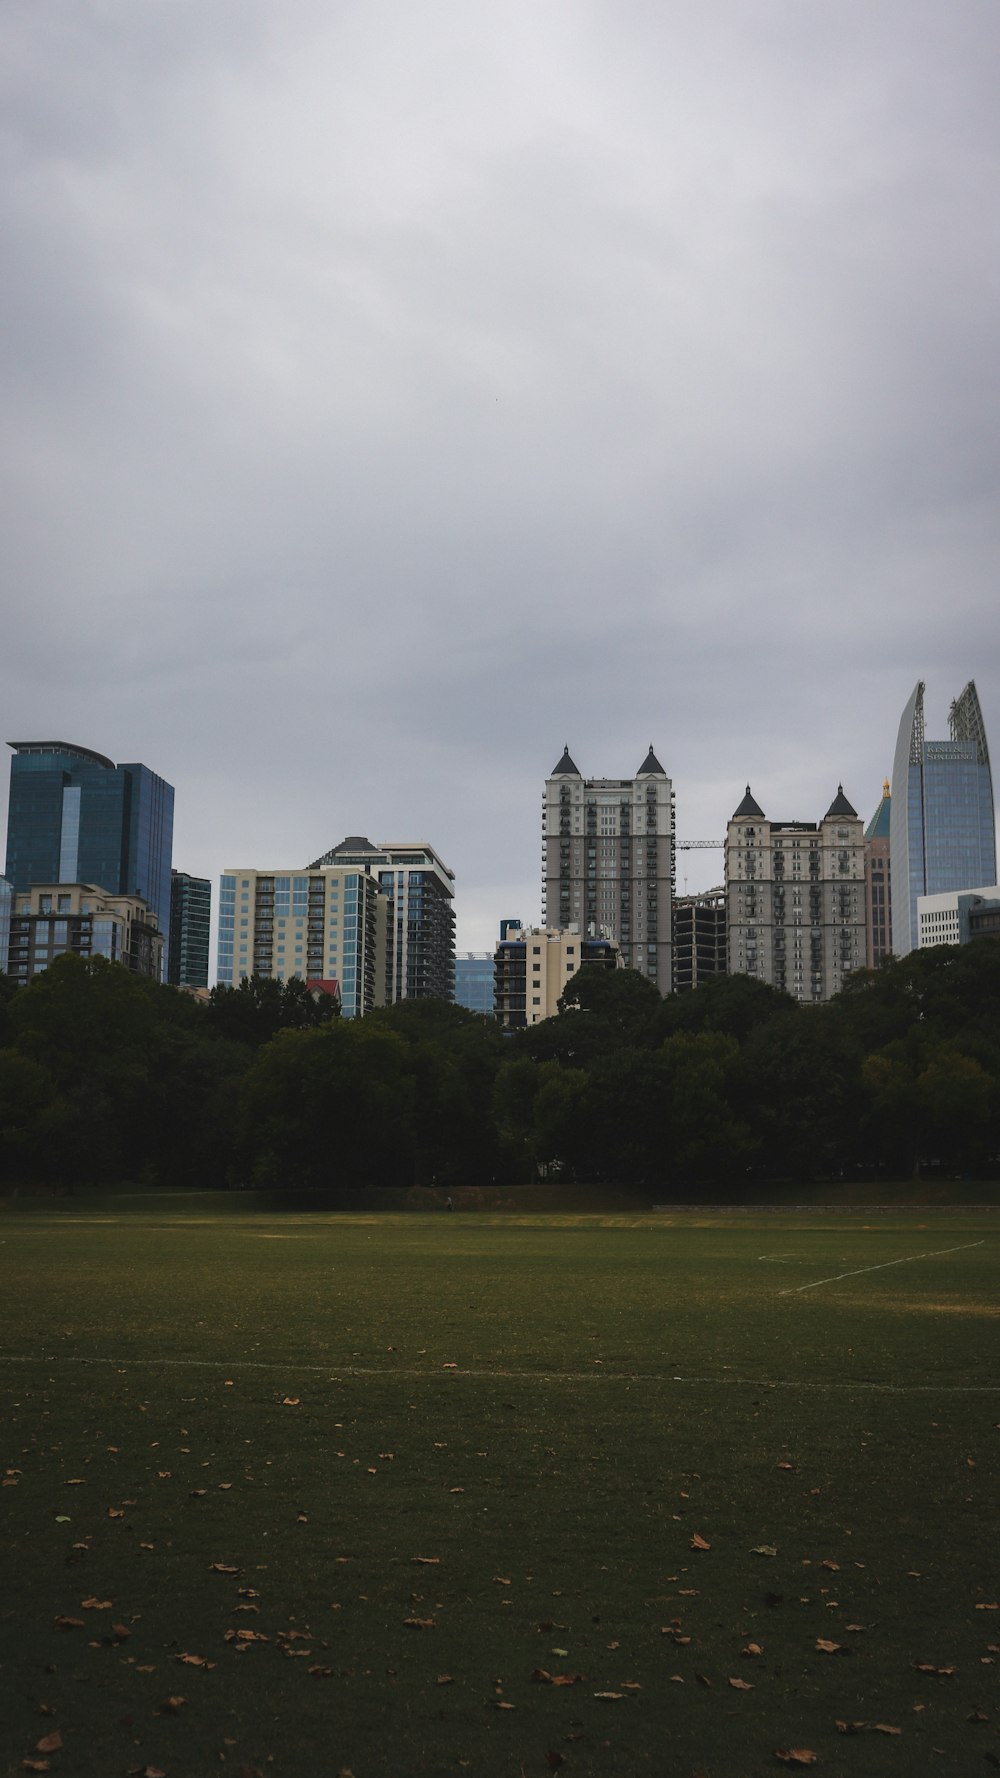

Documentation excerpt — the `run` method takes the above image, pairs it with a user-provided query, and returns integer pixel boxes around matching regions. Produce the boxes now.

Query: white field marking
[1,1353,998,1392]
[779,1238,985,1295]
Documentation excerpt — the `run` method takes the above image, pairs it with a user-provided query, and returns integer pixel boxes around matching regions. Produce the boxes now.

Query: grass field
[1,1204,998,1777]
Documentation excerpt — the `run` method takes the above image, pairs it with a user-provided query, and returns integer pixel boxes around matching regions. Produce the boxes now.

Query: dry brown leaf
[176,1652,214,1667]
[815,1637,842,1653]
[449,1487,464,1494]
[776,1461,796,1471]
[403,1616,435,1629]
[106,1507,124,1519]
[80,1598,112,1610]
[593,1691,624,1699]
[690,1533,711,1551]
[35,1735,63,1755]
[53,1616,84,1630]
[436,1674,453,1685]
[874,1722,901,1734]
[21,1762,51,1773]
[743,1642,764,1656]
[282,1397,300,1406]
[975,1602,999,1611]
[156,1696,186,1713]
[819,1559,840,1571]
[752,1545,778,1557]
[728,1676,754,1690]
[493,1700,515,1709]
[112,1623,130,1641]
[493,1576,511,1585]
[774,1752,817,1767]
[835,1720,869,1734]
[218,1482,233,1491]
[552,1673,583,1686]
[209,1563,239,1574]
[413,1556,439,1565]
[189,1489,207,1498]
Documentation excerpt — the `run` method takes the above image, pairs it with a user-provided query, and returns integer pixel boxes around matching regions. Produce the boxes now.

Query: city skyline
[2,5,998,954]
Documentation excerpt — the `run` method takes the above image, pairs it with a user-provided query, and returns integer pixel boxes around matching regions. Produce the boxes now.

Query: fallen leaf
[35,1735,63,1755]
[21,1762,51,1773]
[836,1720,869,1734]
[449,1487,464,1495]
[112,1623,131,1641]
[774,1752,817,1767]
[218,1482,233,1491]
[743,1642,764,1657]
[80,1598,112,1610]
[106,1507,124,1519]
[402,1617,435,1630]
[413,1557,439,1565]
[819,1560,840,1571]
[873,1723,902,1735]
[493,1576,511,1586]
[729,1676,754,1690]
[53,1616,84,1630]
[593,1691,623,1699]
[282,1397,300,1406]
[815,1638,843,1653]
[776,1461,796,1471]
[690,1533,711,1551]
[752,1545,778,1557]
[189,1489,207,1498]
[176,1653,215,1667]
[436,1674,453,1685]
[975,1602,999,1611]
[493,1700,515,1709]
[210,1563,239,1574]
[156,1696,186,1713]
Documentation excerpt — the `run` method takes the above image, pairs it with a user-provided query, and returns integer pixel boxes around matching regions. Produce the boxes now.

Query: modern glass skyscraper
[889,682,996,956]
[168,871,211,989]
[5,742,174,976]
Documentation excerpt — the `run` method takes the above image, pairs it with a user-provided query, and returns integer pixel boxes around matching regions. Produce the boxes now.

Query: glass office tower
[5,742,175,976]
[168,871,211,989]
[889,682,996,956]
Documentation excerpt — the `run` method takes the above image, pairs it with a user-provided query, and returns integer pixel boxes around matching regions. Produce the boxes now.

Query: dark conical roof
[825,784,857,819]
[550,745,581,776]
[636,743,666,776]
[732,785,765,818]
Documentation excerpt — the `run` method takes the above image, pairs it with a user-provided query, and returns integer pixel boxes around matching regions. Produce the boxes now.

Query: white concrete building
[916,886,1000,948]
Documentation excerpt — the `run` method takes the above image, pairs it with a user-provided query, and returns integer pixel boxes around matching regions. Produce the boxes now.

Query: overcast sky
[3,1,998,957]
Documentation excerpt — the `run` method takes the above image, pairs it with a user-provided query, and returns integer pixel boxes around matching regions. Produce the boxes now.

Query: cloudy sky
[3,1,998,956]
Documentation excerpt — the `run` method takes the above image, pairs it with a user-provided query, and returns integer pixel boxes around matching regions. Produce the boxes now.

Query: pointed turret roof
[824,784,858,819]
[865,778,891,840]
[636,743,666,776]
[732,785,765,819]
[550,745,581,776]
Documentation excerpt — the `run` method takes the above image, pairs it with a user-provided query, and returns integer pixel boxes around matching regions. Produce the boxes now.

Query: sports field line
[2,1353,998,1393]
[779,1238,985,1294]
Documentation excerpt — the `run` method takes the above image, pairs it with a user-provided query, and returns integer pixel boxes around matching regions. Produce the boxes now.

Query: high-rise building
[6,883,163,983]
[217,866,393,1018]
[889,681,996,957]
[542,746,675,992]
[673,887,727,992]
[725,785,866,1002]
[308,838,456,1002]
[168,871,211,990]
[454,953,496,1016]
[864,780,892,967]
[493,924,623,1030]
[5,742,174,979]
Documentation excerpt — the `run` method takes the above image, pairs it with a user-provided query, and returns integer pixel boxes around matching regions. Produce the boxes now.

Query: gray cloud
[2,0,998,950]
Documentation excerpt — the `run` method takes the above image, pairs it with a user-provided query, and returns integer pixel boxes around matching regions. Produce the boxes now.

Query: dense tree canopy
[0,945,998,1192]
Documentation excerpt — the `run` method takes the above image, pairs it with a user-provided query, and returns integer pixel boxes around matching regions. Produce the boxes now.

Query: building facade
[0,876,11,972]
[916,887,1000,949]
[494,924,623,1031]
[6,883,163,983]
[308,838,456,1002]
[889,681,996,956]
[864,779,892,967]
[673,887,727,992]
[5,742,174,979]
[217,867,393,1018]
[542,746,675,992]
[168,871,211,989]
[454,953,496,1016]
[726,785,866,1002]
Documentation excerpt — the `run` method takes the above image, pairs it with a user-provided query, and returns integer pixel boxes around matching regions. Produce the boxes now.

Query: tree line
[1,943,998,1193]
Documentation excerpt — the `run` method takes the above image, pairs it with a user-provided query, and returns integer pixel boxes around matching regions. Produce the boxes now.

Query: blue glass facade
[5,743,174,976]
[890,683,996,955]
[454,953,496,1016]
